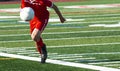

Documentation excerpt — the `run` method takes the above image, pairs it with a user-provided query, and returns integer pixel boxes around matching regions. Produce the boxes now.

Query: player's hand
[60,16,66,23]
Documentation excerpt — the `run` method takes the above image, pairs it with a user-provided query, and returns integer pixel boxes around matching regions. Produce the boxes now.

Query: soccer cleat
[40,44,47,63]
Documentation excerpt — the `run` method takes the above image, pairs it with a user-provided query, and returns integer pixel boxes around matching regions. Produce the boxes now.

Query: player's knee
[31,35,36,41]
[31,28,41,41]
[31,35,40,42]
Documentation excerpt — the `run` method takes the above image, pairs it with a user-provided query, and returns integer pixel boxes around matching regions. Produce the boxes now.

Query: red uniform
[21,0,53,33]
[21,0,53,53]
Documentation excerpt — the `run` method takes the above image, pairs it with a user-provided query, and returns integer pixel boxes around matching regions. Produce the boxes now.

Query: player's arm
[51,4,66,23]
[42,0,66,23]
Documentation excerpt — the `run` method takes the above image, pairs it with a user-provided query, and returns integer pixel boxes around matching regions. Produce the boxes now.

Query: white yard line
[89,61,120,65]
[1,35,120,43]
[49,18,84,22]
[89,22,120,27]
[0,8,20,12]
[104,64,120,67]
[1,29,120,37]
[45,35,120,40]
[0,34,120,43]
[66,14,120,18]
[54,52,120,56]
[0,16,19,19]
[47,42,120,48]
[1,41,120,48]
[0,34,29,37]
[0,25,29,28]
[0,40,32,43]
[0,52,119,71]
[63,4,120,9]
[40,30,120,34]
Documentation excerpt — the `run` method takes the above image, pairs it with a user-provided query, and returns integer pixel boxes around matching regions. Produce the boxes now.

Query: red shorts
[30,17,49,34]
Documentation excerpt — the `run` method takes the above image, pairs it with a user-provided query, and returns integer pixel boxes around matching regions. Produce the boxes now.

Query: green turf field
[0,0,120,71]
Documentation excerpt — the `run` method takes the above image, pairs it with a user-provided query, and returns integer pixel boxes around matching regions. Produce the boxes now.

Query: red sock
[35,38,44,54]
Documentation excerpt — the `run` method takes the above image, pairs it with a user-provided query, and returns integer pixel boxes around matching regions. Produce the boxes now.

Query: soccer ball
[20,7,34,21]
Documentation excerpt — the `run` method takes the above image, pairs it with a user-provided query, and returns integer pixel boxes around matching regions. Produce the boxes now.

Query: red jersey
[21,0,53,33]
[21,0,53,19]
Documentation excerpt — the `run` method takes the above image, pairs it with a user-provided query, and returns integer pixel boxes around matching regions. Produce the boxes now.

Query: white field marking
[43,29,120,34]
[89,24,106,27]
[0,34,30,37]
[87,16,120,20]
[103,64,120,67]
[0,25,29,28]
[0,8,20,12]
[16,52,36,55]
[1,29,120,37]
[17,52,38,55]
[47,42,120,48]
[0,47,120,65]
[0,16,19,19]
[1,33,120,43]
[1,48,120,66]
[104,64,120,67]
[48,22,80,25]
[1,48,26,51]
[50,56,82,59]
[89,61,120,65]
[45,35,120,40]
[49,18,84,22]
[62,57,96,61]
[9,50,36,53]
[66,14,120,18]
[2,40,120,48]
[50,56,83,59]
[52,52,120,56]
[1,46,120,56]
[0,29,29,31]
[0,40,32,43]
[50,20,120,25]
[63,4,120,9]
[0,53,120,71]
[82,20,120,24]
[49,20,120,26]
[89,22,120,27]
[46,27,81,30]
[0,47,34,51]
[1,34,120,43]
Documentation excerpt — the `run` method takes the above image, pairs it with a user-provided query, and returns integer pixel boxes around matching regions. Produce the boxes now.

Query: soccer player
[21,0,66,63]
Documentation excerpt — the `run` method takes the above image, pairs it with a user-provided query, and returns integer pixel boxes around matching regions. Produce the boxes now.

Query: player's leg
[31,28,47,63]
[36,39,47,63]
